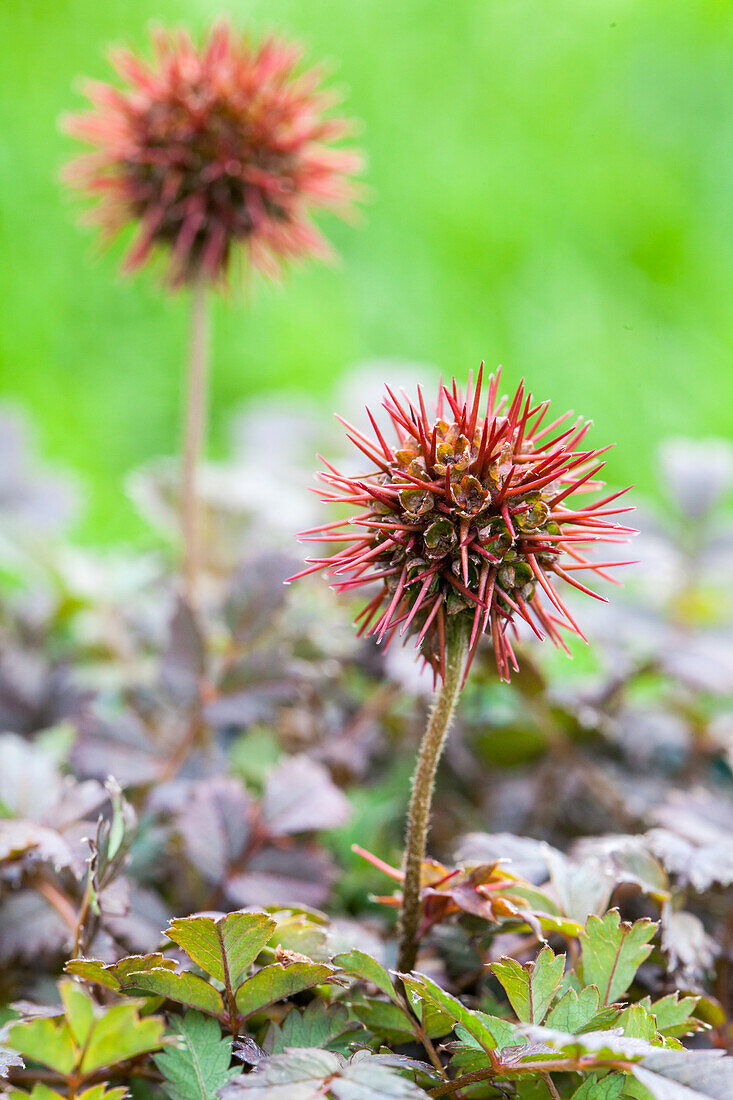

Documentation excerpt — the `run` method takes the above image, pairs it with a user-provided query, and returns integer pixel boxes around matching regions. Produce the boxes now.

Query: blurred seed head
[62,22,363,287]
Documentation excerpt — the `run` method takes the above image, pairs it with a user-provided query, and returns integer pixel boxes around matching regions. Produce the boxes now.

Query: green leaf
[219,1048,429,1099]
[235,961,336,1018]
[9,1088,127,1100]
[617,1004,659,1041]
[545,986,600,1033]
[632,1050,733,1099]
[491,945,566,1024]
[578,1006,625,1034]
[269,913,330,961]
[166,911,276,992]
[66,954,177,992]
[8,1088,66,1100]
[579,910,657,1004]
[78,1088,128,1100]
[351,1000,416,1044]
[401,986,455,1038]
[7,1017,76,1076]
[641,994,701,1038]
[448,1016,524,1075]
[122,969,225,1019]
[155,1011,240,1100]
[78,1001,166,1075]
[8,984,165,1080]
[570,1074,627,1099]
[265,1001,357,1053]
[447,1036,490,1076]
[514,1083,558,1100]
[333,949,399,1001]
[59,983,95,1048]
[401,973,517,1054]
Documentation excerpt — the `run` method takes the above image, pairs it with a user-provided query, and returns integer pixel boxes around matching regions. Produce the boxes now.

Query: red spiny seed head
[289,367,637,684]
[62,22,363,287]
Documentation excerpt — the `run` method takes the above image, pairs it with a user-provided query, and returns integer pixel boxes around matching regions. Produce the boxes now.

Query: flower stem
[397,621,469,973]
[181,276,210,606]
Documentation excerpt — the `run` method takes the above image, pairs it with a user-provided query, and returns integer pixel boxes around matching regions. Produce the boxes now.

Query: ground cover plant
[1,377,731,1098]
[1,14,733,1100]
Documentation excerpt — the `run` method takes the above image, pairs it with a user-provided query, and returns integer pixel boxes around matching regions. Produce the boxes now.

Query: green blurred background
[1,0,732,542]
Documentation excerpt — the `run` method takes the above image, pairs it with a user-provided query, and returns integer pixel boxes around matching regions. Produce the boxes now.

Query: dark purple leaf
[175,777,253,883]
[159,596,205,708]
[261,756,350,837]
[224,553,299,645]
[227,845,337,909]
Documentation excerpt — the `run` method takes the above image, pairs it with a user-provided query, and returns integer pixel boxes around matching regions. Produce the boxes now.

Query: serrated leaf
[580,910,657,1004]
[448,1014,524,1075]
[570,1074,627,1099]
[223,1047,340,1099]
[519,1024,657,1060]
[545,986,600,1033]
[400,973,517,1054]
[351,999,416,1043]
[166,911,276,991]
[641,993,701,1038]
[235,961,335,1018]
[66,953,177,992]
[123,969,225,1018]
[632,1049,733,1099]
[270,913,329,961]
[401,985,455,1038]
[492,945,566,1024]
[219,1048,428,1099]
[265,1001,357,1053]
[7,1017,76,1076]
[77,1086,128,1100]
[333,949,398,1001]
[155,1010,239,1100]
[578,1005,624,1034]
[78,1001,166,1074]
[617,1004,658,1041]
[7,991,165,1078]
[335,1056,433,1097]
[59,983,94,1047]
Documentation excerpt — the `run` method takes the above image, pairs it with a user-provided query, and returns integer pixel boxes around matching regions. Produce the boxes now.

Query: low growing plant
[291,368,635,971]
[1,383,731,1099]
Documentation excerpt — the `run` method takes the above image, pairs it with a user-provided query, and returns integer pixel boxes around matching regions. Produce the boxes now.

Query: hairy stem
[181,277,210,607]
[543,1073,562,1100]
[397,621,469,973]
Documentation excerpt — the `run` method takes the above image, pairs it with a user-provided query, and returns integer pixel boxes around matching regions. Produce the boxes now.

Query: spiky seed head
[289,367,637,685]
[62,22,362,287]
